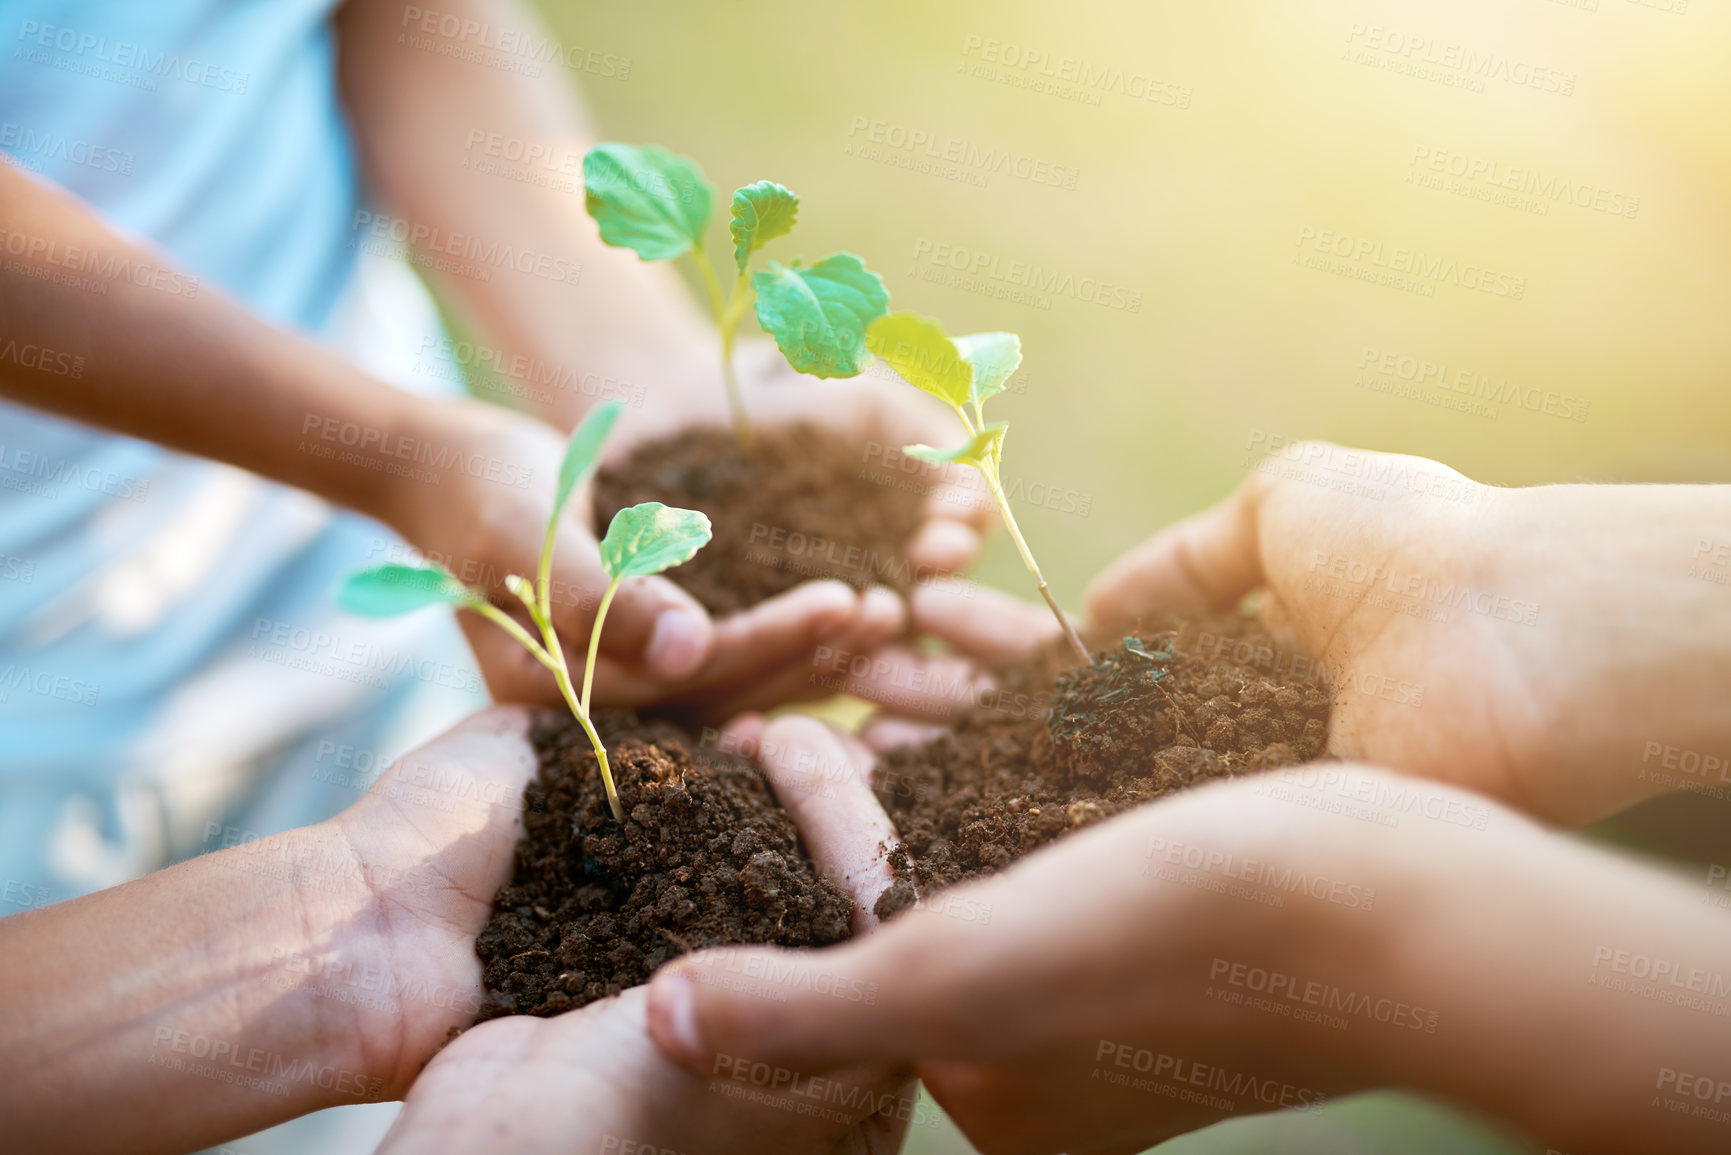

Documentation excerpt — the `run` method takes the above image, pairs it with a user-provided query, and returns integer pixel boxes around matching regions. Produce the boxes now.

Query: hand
[381,394,907,720]
[376,712,920,1154]
[377,986,914,1155]
[0,706,545,1152]
[642,726,1731,1155]
[1085,444,1731,825]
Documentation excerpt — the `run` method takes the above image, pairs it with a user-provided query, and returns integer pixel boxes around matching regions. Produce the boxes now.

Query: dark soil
[595,424,928,616]
[474,710,854,1019]
[872,615,1331,916]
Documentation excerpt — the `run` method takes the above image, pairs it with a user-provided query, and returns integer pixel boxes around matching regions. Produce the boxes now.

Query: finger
[590,580,862,708]
[911,582,1057,661]
[837,645,991,721]
[457,613,562,707]
[753,716,901,931]
[904,517,980,575]
[546,525,716,682]
[926,474,995,532]
[861,716,949,753]
[717,712,768,756]
[646,897,986,1077]
[646,798,1165,1079]
[692,585,905,720]
[1083,475,1266,631]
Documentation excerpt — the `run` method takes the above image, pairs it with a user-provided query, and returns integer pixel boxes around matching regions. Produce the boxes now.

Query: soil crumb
[874,615,1331,897]
[595,424,928,616]
[475,710,853,1018]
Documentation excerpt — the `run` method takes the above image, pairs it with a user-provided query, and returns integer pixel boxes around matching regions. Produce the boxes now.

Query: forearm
[0,825,383,1154]
[336,0,714,430]
[0,163,427,526]
[1359,812,1731,1153]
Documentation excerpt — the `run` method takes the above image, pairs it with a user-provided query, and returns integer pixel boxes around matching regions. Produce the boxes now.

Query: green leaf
[751,254,888,378]
[729,181,800,274]
[552,400,624,527]
[583,143,713,261]
[866,312,971,407]
[954,332,1022,407]
[337,564,475,617]
[600,502,713,579]
[905,422,1009,473]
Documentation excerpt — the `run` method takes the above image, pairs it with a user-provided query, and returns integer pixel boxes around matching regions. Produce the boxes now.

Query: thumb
[1083,471,1268,631]
[644,930,936,1078]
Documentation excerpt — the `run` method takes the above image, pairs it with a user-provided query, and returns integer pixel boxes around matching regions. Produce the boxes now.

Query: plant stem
[981,468,1093,666]
[689,246,754,451]
[531,595,625,823]
[474,596,624,813]
[551,655,624,823]
[471,601,558,672]
[581,575,621,718]
[494,558,625,822]
[535,518,559,629]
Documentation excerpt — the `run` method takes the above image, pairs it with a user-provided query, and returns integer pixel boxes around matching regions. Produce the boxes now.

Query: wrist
[208,821,394,1099]
[0,823,385,1151]
[1334,794,1731,1152]
[1489,483,1731,819]
[365,392,502,543]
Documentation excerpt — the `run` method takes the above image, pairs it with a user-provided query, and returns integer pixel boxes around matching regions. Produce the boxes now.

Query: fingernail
[655,973,704,1066]
[647,610,707,679]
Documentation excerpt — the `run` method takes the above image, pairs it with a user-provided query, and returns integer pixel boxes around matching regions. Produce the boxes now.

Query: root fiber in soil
[594,424,928,616]
[474,710,853,1019]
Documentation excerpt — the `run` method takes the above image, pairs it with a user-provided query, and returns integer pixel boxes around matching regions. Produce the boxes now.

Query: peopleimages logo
[1207,958,1441,1032]
[911,238,1143,313]
[350,211,582,286]
[1356,346,1590,424]
[0,122,133,174]
[1294,226,1525,300]
[845,116,1080,190]
[958,35,1192,109]
[15,20,250,93]
[1408,146,1639,220]
[0,226,201,299]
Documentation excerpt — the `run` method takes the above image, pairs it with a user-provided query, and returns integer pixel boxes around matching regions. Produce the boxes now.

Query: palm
[327,707,542,1091]
[1085,450,1602,824]
[1249,485,1549,815]
[379,987,912,1155]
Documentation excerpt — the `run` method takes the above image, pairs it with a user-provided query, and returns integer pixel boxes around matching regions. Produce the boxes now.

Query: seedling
[864,312,1092,666]
[582,142,890,449]
[334,401,711,822]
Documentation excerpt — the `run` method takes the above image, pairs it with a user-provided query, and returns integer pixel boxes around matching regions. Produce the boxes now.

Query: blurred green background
[525,1,1731,1151]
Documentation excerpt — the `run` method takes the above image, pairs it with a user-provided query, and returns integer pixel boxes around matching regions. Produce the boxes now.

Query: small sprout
[337,563,475,617]
[335,400,713,822]
[583,142,889,449]
[1121,635,1175,664]
[750,254,889,379]
[729,180,800,273]
[582,143,712,261]
[867,311,1092,666]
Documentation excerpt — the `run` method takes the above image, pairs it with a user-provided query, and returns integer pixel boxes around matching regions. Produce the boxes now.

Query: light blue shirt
[0,0,482,907]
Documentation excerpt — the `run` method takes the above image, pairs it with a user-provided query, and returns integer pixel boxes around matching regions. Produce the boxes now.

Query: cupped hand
[380,393,908,720]
[643,725,1731,1155]
[316,705,544,1094]
[613,338,997,578]
[1085,443,1731,826]
[375,985,913,1155]
[370,711,919,1154]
